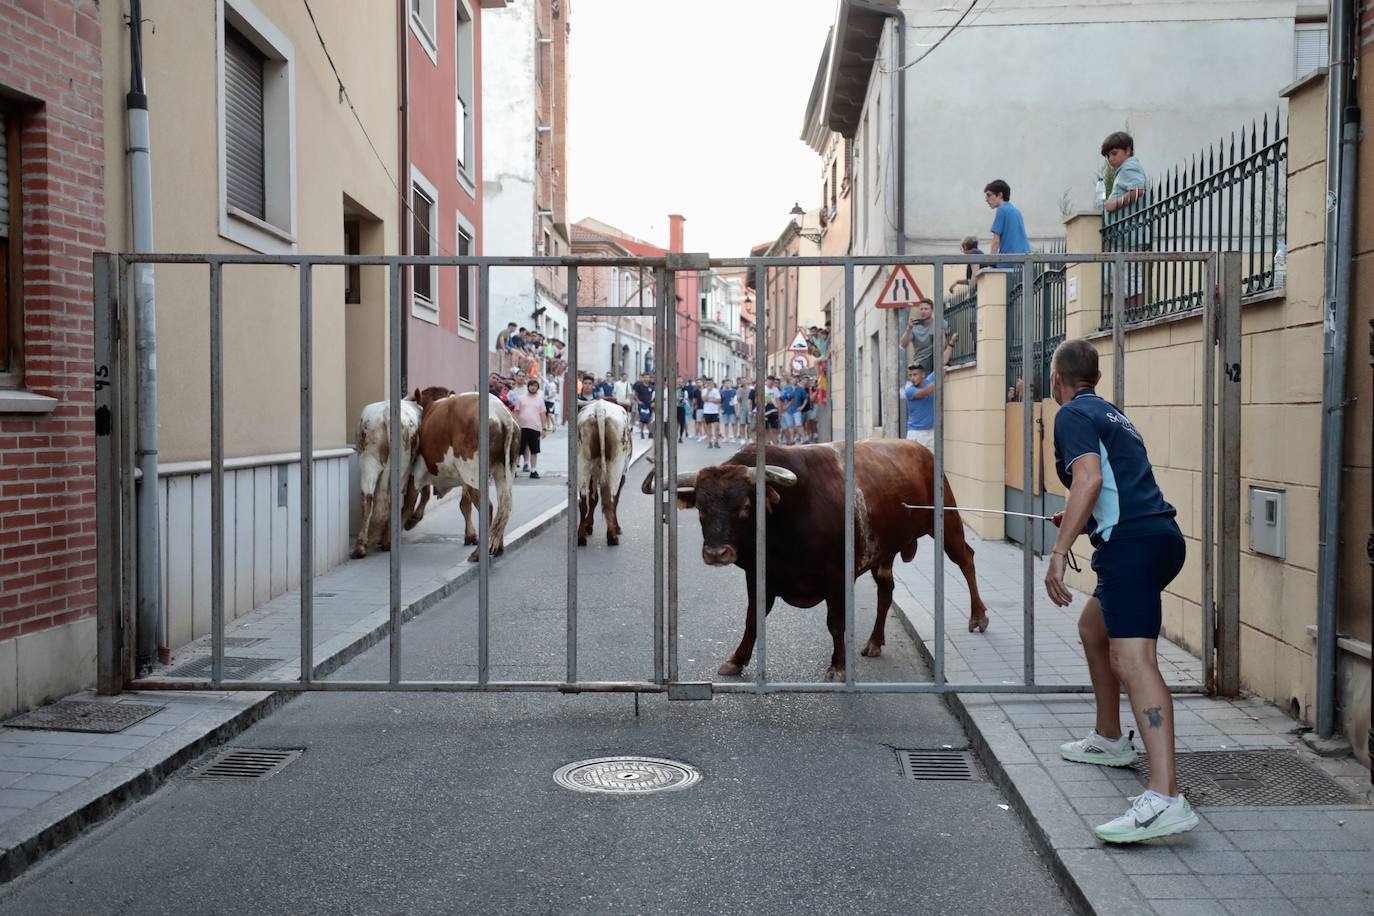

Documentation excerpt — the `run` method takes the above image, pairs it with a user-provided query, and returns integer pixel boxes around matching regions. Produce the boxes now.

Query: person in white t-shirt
[701,379,723,448]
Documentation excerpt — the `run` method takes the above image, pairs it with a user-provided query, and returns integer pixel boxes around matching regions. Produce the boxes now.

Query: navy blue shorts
[1090,531,1186,639]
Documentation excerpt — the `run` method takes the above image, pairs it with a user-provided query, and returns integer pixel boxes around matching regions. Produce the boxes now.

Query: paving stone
[1220,900,1300,916]
[40,759,111,778]
[8,773,86,792]
[1111,847,1191,875]
[1200,875,1284,899]
[1149,901,1230,916]
[1131,873,1212,899]
[1183,851,1258,875]
[57,746,135,764]
[1291,898,1374,916]
[1277,872,1374,900]
[1244,850,1338,875]
[0,788,57,808]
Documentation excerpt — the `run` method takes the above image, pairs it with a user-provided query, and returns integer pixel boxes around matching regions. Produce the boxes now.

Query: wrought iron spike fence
[947,285,977,367]
[1101,109,1286,328]
[1008,264,1067,401]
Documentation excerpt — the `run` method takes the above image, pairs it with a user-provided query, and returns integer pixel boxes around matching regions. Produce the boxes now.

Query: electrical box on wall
[1247,486,1285,559]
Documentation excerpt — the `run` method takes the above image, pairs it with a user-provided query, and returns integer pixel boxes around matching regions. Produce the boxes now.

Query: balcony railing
[946,286,977,367]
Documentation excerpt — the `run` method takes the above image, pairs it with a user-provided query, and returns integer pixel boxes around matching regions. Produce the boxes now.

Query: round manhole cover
[553,757,701,795]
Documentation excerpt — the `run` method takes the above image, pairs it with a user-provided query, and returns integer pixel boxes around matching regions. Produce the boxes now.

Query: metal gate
[95,250,1239,698]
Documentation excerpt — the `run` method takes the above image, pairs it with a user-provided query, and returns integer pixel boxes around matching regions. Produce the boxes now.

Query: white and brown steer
[406,390,521,561]
[351,386,454,559]
[575,399,633,546]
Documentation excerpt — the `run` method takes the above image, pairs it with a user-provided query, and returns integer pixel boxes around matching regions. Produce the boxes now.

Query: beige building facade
[100,0,400,651]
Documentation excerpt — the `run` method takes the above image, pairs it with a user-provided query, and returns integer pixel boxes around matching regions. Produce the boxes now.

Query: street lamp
[789,203,823,244]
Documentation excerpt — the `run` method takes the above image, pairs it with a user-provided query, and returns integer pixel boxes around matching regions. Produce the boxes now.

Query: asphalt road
[0,438,1070,916]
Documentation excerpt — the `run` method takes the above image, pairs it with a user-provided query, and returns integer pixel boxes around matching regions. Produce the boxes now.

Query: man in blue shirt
[984,179,1031,269]
[1045,338,1195,845]
[720,380,738,442]
[901,364,935,450]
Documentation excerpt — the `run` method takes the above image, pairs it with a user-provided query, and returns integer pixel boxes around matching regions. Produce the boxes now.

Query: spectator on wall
[984,179,1031,269]
[949,235,987,294]
[1102,131,1150,309]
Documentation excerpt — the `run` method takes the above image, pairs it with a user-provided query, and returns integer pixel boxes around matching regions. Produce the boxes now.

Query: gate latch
[667,682,712,701]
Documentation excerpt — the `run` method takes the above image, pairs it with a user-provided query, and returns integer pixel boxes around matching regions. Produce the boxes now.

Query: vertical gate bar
[843,260,856,687]
[932,261,946,686]
[651,266,665,685]
[566,263,579,684]
[666,267,679,684]
[1218,251,1242,696]
[210,260,225,687]
[1112,254,1126,408]
[1021,257,1036,686]
[387,263,402,684]
[477,263,491,686]
[1201,254,1217,692]
[95,255,122,694]
[755,267,768,687]
[298,262,313,684]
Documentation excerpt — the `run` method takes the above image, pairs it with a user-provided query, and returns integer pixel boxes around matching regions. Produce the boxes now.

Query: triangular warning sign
[788,329,810,351]
[876,265,926,309]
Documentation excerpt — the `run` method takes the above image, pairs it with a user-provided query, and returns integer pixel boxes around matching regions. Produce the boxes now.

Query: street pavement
[0,436,1071,916]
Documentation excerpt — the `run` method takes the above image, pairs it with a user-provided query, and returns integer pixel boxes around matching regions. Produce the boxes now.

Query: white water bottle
[1094,177,1106,210]
[1273,243,1287,289]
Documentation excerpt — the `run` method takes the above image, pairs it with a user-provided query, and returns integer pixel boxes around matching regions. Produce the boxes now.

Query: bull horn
[639,466,699,495]
[746,465,798,488]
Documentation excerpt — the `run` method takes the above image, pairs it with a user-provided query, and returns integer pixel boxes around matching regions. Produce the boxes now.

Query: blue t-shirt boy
[721,385,737,411]
[991,202,1031,268]
[1052,389,1178,547]
[904,376,935,431]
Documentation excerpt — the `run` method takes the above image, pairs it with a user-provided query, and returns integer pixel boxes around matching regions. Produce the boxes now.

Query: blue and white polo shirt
[1052,389,1178,547]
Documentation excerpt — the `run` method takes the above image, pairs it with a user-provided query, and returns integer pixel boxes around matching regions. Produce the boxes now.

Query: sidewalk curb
[0,443,653,884]
[888,594,1100,916]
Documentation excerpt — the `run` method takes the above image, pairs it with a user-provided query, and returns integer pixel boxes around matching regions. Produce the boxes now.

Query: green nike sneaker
[1094,791,1199,844]
[1059,729,1138,767]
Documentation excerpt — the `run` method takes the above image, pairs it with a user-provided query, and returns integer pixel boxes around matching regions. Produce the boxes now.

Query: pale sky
[567,0,838,256]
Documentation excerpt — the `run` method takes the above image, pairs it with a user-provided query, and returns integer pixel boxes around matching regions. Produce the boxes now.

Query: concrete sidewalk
[0,428,649,882]
[890,532,1374,916]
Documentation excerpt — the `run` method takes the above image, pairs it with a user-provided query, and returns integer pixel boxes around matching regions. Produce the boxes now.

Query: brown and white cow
[406,390,521,562]
[351,386,454,559]
[575,399,633,546]
[644,440,988,680]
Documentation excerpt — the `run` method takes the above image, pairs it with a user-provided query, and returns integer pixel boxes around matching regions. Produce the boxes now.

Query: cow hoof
[717,660,743,677]
[463,534,478,546]
[379,543,391,553]
[825,665,846,682]
[968,615,990,633]
[577,534,587,546]
[466,549,480,563]
[606,535,619,546]
[861,640,883,658]
[351,545,367,560]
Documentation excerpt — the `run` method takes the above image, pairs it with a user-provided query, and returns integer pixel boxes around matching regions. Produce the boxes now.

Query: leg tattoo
[1143,705,1164,729]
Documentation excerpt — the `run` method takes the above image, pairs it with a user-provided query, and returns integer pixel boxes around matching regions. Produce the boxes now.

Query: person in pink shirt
[513,379,547,478]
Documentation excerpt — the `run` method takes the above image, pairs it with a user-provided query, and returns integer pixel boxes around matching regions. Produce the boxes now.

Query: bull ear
[764,486,781,513]
[411,388,422,403]
[676,487,697,510]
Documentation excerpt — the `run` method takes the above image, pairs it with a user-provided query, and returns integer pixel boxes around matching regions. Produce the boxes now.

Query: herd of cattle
[350,390,988,678]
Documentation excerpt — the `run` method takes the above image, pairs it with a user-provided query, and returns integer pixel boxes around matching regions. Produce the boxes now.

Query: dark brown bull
[647,440,988,680]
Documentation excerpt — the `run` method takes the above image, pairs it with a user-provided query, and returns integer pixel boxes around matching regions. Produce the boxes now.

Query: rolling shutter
[1294,23,1328,80]
[224,26,266,220]
[0,111,8,239]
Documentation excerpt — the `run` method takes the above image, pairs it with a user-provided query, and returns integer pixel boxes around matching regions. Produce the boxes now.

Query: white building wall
[577,322,655,379]
[481,0,540,344]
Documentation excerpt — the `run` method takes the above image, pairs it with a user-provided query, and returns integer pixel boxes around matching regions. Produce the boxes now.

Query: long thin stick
[902,503,1056,521]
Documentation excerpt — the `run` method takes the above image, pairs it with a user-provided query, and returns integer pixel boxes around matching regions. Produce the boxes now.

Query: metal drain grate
[163,656,282,679]
[553,757,701,794]
[5,700,164,734]
[896,749,977,781]
[195,748,302,780]
[220,637,268,649]
[1133,751,1355,806]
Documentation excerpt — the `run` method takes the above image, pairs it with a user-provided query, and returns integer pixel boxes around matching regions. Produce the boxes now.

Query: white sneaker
[1095,791,1199,844]
[1059,730,1138,767]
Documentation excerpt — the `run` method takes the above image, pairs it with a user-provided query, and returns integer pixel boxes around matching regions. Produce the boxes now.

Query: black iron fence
[1101,110,1287,328]
[947,285,977,367]
[1008,263,1067,401]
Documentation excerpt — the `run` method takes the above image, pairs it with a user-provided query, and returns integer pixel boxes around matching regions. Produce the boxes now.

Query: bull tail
[596,405,608,475]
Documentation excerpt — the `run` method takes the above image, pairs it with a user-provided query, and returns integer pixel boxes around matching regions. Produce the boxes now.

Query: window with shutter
[224,26,266,221]
[411,0,437,52]
[412,184,434,303]
[457,226,473,325]
[455,1,474,177]
[1294,23,1328,80]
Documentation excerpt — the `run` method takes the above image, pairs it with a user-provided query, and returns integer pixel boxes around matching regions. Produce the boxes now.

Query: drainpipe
[1316,0,1359,739]
[126,0,163,671]
[398,1,411,391]
[849,0,906,438]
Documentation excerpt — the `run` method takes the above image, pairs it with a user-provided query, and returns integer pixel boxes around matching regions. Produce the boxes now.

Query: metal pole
[1201,254,1217,693]
[387,263,401,683]
[298,262,314,684]
[666,269,679,684]
[652,266,665,685]
[755,267,768,687]
[844,261,856,686]
[94,255,125,694]
[1021,257,1036,685]
[210,261,225,687]
[1112,254,1126,408]
[566,264,579,684]
[478,264,491,686]
[1218,252,1242,696]
[932,262,945,685]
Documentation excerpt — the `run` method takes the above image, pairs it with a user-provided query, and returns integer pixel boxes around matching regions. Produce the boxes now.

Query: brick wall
[0,1,103,645]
